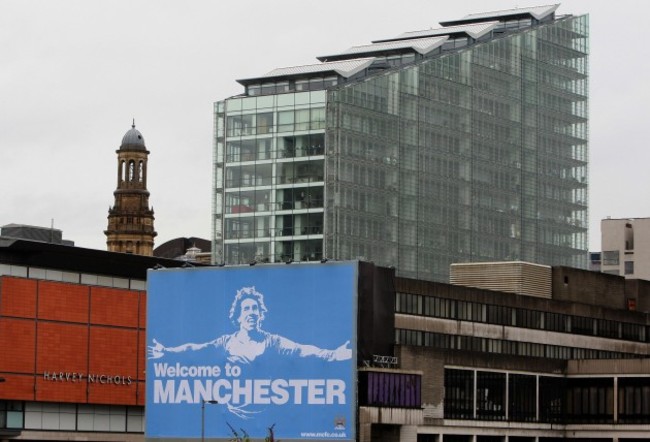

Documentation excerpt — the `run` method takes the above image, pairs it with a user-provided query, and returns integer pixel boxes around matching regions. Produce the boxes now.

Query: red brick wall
[0,318,35,373]
[38,281,89,323]
[90,286,140,327]
[89,328,138,375]
[0,374,35,401]
[36,322,88,372]
[0,277,37,317]
[0,276,145,406]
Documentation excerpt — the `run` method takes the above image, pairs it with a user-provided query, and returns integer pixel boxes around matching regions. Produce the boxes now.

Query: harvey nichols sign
[43,371,133,385]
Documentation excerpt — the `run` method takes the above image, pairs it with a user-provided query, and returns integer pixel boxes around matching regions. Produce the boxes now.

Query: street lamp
[201,399,218,442]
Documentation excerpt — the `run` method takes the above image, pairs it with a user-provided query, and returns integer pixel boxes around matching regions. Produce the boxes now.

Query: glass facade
[213,14,589,281]
[214,92,327,264]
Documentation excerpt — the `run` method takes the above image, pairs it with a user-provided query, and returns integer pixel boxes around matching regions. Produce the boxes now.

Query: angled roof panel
[317,36,448,62]
[237,58,376,85]
[375,21,498,43]
[440,4,560,26]
[265,58,376,78]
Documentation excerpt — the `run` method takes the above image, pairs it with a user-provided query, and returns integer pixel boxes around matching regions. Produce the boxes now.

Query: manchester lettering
[153,378,346,406]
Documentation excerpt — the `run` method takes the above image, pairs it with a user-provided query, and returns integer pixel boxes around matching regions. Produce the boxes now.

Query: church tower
[105,122,157,255]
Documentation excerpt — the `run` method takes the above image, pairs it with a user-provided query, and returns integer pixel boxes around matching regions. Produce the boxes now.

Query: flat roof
[0,239,201,279]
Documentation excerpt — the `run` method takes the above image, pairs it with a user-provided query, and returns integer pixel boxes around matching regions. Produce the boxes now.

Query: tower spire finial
[132,118,135,128]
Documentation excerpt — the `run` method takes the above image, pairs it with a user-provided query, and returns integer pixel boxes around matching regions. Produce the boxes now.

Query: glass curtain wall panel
[324,15,588,281]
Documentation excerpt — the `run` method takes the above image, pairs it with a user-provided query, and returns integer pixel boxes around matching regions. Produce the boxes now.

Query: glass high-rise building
[213,4,589,282]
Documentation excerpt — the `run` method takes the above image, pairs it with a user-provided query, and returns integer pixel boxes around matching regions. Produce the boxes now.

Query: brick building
[0,239,186,442]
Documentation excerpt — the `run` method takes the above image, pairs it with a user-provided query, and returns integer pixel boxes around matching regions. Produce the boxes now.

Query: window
[256,112,273,134]
[459,335,482,352]
[597,319,619,339]
[571,315,594,336]
[518,341,544,357]
[509,374,536,422]
[457,300,483,321]
[24,403,76,430]
[625,261,634,275]
[444,369,474,419]
[396,293,421,315]
[0,401,23,429]
[602,250,619,266]
[618,377,650,423]
[295,109,310,131]
[323,77,338,88]
[539,376,565,423]
[622,322,645,341]
[126,407,144,432]
[516,309,542,329]
[487,304,513,326]
[310,107,326,129]
[247,85,261,96]
[277,111,294,132]
[476,371,506,421]
[260,83,275,95]
[625,223,634,250]
[395,328,422,346]
[308,78,324,91]
[565,378,613,424]
[77,405,133,432]
[424,296,453,318]
[424,332,454,349]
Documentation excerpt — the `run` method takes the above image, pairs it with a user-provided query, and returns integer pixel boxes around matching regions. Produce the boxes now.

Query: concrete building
[365,262,650,441]
[601,217,650,280]
[212,4,589,282]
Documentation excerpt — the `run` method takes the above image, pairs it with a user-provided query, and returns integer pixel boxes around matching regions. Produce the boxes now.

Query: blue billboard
[146,262,358,441]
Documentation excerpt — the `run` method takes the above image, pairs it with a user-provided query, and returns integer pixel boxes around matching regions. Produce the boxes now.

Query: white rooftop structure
[440,4,560,26]
[237,58,375,84]
[375,21,499,43]
[318,36,448,62]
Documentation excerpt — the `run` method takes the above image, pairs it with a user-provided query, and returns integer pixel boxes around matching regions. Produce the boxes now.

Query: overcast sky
[0,0,645,253]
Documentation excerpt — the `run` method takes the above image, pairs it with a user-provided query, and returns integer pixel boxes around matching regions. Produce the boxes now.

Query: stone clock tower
[105,122,157,255]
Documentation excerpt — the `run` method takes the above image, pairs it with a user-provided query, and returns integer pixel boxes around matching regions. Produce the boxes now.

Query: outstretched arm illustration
[148,338,214,359]
[271,336,352,361]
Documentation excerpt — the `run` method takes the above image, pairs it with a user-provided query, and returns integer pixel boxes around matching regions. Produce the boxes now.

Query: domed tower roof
[120,122,146,150]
